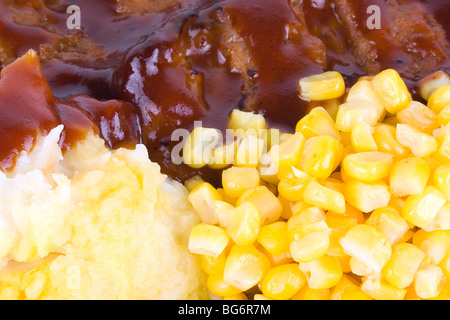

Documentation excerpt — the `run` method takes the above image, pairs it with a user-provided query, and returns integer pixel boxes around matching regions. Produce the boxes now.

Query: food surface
[0,0,449,185]
[0,0,450,300]
[184,68,450,300]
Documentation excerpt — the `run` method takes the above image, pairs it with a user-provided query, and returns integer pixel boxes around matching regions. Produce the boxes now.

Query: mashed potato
[0,126,209,299]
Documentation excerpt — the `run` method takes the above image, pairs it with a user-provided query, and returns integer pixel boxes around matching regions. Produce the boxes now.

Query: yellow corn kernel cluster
[186,69,450,300]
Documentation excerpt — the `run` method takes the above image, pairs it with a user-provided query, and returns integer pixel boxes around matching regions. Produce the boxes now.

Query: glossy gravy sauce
[0,0,449,185]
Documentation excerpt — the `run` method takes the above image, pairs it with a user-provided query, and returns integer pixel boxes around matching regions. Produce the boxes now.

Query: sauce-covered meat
[0,0,449,184]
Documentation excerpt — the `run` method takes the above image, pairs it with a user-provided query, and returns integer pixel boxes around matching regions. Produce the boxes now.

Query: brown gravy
[0,0,449,185]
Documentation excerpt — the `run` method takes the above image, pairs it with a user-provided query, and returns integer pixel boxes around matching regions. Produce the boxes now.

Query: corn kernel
[299,71,345,101]
[330,274,372,300]
[337,203,366,223]
[346,79,385,121]
[291,200,313,216]
[295,107,341,141]
[228,109,267,133]
[260,263,307,300]
[275,165,295,181]
[234,135,264,168]
[207,273,242,297]
[290,286,330,300]
[340,224,392,273]
[261,246,294,267]
[414,265,446,299]
[319,176,345,194]
[341,289,374,300]
[412,229,450,265]
[339,168,352,184]
[257,153,279,185]
[225,202,261,246]
[319,98,341,121]
[365,207,409,246]
[188,224,230,257]
[439,249,450,280]
[372,69,410,114]
[279,132,294,144]
[183,127,223,169]
[327,227,350,257]
[223,293,249,300]
[402,185,446,229]
[396,101,438,134]
[287,207,327,242]
[269,133,305,170]
[201,251,227,276]
[222,166,260,198]
[418,71,450,101]
[435,124,450,164]
[278,195,293,220]
[373,124,410,161]
[209,140,237,169]
[302,180,346,214]
[184,175,205,192]
[396,123,437,158]
[299,254,343,289]
[188,182,222,224]
[350,121,378,152]
[361,275,407,300]
[349,256,374,276]
[236,186,282,226]
[390,157,430,197]
[438,105,450,126]
[433,163,450,201]
[278,175,312,202]
[290,231,330,263]
[299,135,343,179]
[382,243,426,289]
[424,202,450,232]
[261,128,281,152]
[326,209,364,257]
[223,245,271,292]
[256,221,291,257]
[425,156,443,180]
[428,84,450,114]
[432,284,450,300]
[344,179,391,213]
[212,200,235,227]
[335,101,379,132]
[216,188,237,206]
[342,151,393,183]
[388,195,405,213]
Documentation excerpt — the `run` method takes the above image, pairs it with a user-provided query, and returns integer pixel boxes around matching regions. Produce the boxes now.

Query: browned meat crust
[332,0,448,80]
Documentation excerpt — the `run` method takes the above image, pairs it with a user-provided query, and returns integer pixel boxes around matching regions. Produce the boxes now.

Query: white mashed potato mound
[0,126,209,299]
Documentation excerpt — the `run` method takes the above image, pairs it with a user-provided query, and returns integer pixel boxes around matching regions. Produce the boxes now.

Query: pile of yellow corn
[184,68,450,300]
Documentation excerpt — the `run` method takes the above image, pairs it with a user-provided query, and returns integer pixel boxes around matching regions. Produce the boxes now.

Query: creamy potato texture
[0,126,209,299]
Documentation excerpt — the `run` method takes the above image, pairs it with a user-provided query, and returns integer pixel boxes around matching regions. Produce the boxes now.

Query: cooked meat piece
[332,0,449,81]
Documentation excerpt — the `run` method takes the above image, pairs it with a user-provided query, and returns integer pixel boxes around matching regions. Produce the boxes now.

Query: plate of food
[0,0,449,300]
